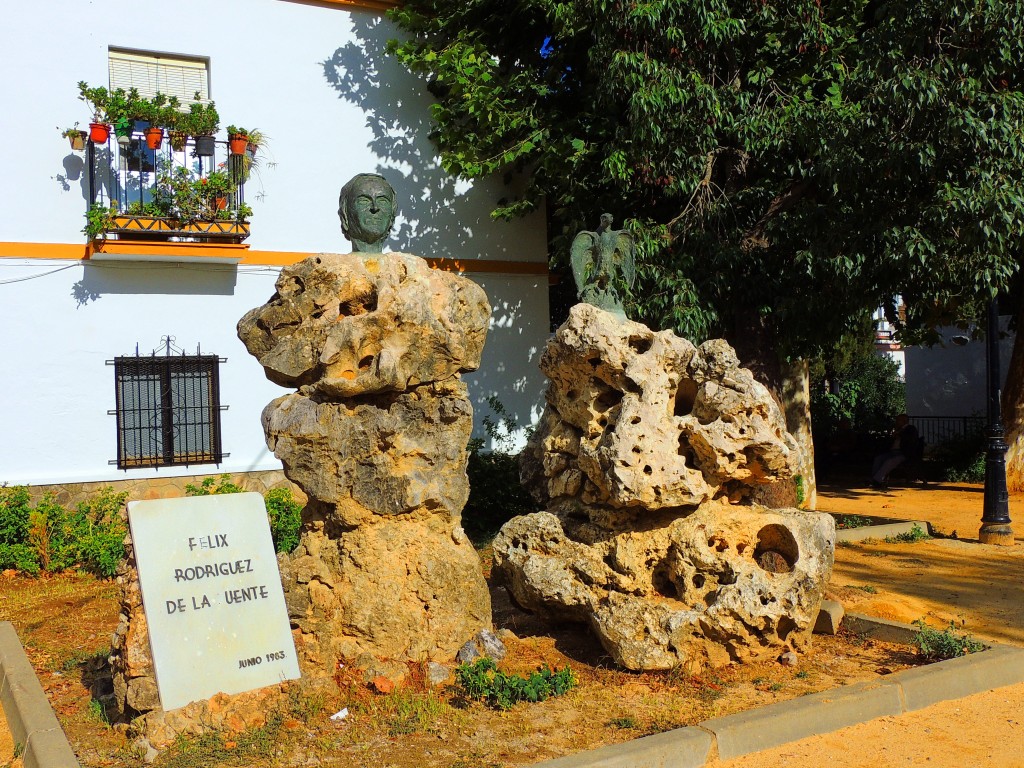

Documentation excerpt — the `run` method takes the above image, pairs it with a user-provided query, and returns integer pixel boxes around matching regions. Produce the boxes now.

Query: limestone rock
[280,518,491,663]
[499,304,834,672]
[493,501,835,671]
[455,629,507,664]
[261,378,473,528]
[520,303,799,512]
[237,252,489,397]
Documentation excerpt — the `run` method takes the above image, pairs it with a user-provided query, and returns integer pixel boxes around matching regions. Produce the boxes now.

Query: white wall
[904,321,1014,418]
[0,0,551,486]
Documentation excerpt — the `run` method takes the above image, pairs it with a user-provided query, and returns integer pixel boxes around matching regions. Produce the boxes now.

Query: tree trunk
[780,359,817,509]
[1002,299,1024,491]
[732,313,817,509]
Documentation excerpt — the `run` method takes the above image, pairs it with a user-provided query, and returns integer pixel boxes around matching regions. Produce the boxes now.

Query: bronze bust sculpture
[338,173,397,253]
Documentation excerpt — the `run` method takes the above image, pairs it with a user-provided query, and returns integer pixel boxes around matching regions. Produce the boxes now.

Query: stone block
[814,599,845,635]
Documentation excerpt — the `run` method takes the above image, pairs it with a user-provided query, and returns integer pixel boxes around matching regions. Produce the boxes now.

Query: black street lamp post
[980,297,1014,545]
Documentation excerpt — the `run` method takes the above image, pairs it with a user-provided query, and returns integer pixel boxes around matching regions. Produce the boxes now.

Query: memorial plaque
[127,493,301,711]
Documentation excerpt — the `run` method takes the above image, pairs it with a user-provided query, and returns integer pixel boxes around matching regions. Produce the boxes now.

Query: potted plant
[141,92,169,150]
[77,81,111,143]
[61,123,87,151]
[226,125,249,155]
[162,96,187,151]
[104,88,138,151]
[187,93,220,157]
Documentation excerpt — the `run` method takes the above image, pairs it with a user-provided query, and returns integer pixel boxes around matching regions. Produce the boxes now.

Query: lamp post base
[979,523,1014,546]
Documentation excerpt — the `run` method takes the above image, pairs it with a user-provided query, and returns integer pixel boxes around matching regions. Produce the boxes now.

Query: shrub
[264,487,302,554]
[885,523,928,543]
[186,475,301,554]
[913,620,984,661]
[463,397,539,546]
[454,658,576,710]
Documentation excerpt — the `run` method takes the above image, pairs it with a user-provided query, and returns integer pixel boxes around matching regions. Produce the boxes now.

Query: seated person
[870,414,923,489]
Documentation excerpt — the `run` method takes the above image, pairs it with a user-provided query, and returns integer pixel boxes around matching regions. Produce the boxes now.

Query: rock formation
[238,251,493,667]
[493,304,835,671]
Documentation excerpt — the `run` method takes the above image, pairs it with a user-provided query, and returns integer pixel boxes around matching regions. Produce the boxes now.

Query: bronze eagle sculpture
[570,213,636,319]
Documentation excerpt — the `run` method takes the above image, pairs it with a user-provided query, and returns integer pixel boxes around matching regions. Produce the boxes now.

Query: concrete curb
[835,519,929,542]
[0,621,81,768]
[532,616,1024,768]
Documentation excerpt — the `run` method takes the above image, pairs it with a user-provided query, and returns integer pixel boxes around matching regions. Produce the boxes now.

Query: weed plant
[455,658,576,710]
[913,620,984,661]
[885,524,928,543]
[833,513,872,529]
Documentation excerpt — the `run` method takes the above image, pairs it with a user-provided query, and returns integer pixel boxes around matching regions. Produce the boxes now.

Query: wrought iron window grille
[107,337,229,470]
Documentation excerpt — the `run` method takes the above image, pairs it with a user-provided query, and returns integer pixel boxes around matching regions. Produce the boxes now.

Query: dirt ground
[0,704,19,768]
[710,480,1024,768]
[0,480,1021,767]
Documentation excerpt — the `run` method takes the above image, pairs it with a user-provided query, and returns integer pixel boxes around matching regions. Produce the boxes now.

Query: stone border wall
[18,470,306,508]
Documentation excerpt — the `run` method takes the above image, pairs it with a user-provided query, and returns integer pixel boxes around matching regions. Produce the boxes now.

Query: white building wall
[0,0,551,486]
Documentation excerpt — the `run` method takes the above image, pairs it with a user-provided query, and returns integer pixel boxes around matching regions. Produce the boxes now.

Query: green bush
[454,658,576,710]
[928,430,986,483]
[0,486,127,578]
[264,487,302,554]
[186,475,302,554]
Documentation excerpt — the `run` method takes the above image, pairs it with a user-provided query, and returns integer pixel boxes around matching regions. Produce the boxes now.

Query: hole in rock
[753,523,799,573]
[598,417,608,427]
[651,566,677,599]
[339,287,378,316]
[675,378,698,417]
[358,355,374,371]
[587,356,601,369]
[736,543,747,555]
[703,590,718,607]
[628,336,653,354]
[718,566,737,585]
[632,446,642,454]
[643,465,653,475]
[759,594,769,606]
[692,573,705,589]
[567,389,578,400]
[631,416,642,425]
[594,385,624,413]
[777,616,797,640]
[623,377,643,395]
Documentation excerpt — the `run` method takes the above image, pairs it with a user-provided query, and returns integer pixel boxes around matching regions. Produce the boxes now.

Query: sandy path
[0,703,21,768]
[708,680,1024,768]
[726,481,1024,768]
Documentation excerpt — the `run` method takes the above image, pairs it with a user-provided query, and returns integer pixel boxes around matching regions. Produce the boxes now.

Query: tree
[388,0,1024,500]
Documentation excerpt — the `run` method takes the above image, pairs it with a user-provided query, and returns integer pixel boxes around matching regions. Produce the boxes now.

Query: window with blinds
[108,48,210,103]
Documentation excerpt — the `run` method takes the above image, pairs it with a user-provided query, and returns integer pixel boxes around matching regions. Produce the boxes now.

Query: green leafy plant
[83,203,117,240]
[464,397,539,547]
[186,476,302,554]
[833,514,872,529]
[185,93,219,136]
[61,123,85,140]
[264,487,302,554]
[886,524,928,544]
[913,620,984,661]
[77,81,110,122]
[454,658,576,710]
[185,474,243,496]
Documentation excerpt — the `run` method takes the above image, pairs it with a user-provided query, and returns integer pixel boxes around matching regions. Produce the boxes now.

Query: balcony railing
[86,127,250,244]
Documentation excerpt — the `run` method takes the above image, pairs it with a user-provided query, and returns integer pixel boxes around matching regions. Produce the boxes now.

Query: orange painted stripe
[0,242,550,275]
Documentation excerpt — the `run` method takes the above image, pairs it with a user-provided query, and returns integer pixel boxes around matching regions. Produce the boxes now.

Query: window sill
[86,240,249,264]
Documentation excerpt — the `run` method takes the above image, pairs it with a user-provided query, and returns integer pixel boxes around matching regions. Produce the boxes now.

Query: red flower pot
[89,122,111,143]
[228,134,248,155]
[144,127,164,150]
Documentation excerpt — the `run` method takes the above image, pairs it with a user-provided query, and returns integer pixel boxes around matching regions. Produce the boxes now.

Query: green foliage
[185,474,244,496]
[0,486,127,578]
[913,620,984,661]
[833,514,872,529]
[388,0,1024,363]
[83,203,117,240]
[186,476,302,554]
[811,340,905,439]
[264,488,302,554]
[454,658,576,710]
[930,430,987,483]
[464,397,539,547]
[886,523,928,543]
